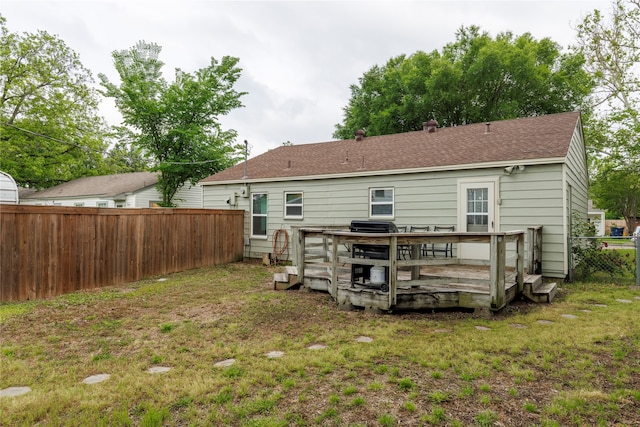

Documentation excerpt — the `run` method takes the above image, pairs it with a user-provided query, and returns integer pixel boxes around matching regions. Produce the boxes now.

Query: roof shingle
[201,111,581,183]
[22,172,159,199]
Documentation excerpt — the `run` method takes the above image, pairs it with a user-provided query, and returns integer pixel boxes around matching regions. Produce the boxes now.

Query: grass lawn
[1,261,639,426]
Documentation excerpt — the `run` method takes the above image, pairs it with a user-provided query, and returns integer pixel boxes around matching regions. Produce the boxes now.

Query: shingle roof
[22,172,159,199]
[201,111,581,183]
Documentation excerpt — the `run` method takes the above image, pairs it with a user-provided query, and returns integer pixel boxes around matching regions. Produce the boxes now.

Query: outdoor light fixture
[504,165,526,175]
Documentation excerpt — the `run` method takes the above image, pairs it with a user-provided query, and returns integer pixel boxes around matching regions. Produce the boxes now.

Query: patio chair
[396,226,410,259]
[410,226,431,257]
[432,225,454,257]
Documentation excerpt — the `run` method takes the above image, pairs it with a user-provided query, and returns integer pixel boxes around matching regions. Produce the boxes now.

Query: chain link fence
[569,236,639,285]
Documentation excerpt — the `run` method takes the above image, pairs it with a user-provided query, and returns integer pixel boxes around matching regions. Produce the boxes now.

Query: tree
[591,166,640,232]
[334,26,594,139]
[575,0,640,233]
[0,15,109,188]
[99,41,246,206]
[576,0,640,174]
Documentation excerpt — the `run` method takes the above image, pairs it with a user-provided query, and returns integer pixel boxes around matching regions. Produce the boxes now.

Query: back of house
[200,111,589,280]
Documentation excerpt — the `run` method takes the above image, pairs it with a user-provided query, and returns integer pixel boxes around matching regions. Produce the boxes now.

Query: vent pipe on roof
[423,119,438,133]
[485,123,491,133]
[354,129,365,141]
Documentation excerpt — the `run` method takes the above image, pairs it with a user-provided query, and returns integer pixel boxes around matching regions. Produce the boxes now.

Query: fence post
[636,236,640,286]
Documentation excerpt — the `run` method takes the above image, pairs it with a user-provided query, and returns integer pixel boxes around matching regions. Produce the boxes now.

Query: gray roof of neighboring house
[21,172,159,199]
[201,111,582,183]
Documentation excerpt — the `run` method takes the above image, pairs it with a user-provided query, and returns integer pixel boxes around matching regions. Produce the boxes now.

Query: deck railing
[296,227,542,311]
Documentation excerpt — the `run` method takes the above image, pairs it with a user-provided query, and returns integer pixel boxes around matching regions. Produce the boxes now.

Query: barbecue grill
[350,220,398,291]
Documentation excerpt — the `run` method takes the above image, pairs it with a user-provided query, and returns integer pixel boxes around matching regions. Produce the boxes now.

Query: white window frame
[369,187,394,219]
[96,202,108,208]
[74,202,85,207]
[251,192,268,238]
[284,191,303,219]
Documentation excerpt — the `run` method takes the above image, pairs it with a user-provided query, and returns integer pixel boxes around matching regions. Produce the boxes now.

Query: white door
[458,179,498,260]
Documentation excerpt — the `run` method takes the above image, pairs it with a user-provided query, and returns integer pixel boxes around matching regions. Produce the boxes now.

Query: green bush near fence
[572,241,636,283]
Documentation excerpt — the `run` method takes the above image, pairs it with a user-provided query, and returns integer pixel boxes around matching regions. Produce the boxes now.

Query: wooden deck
[282,227,553,313]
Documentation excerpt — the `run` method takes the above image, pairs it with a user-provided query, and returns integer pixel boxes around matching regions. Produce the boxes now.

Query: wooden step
[523,281,557,303]
[524,274,542,287]
[273,266,300,290]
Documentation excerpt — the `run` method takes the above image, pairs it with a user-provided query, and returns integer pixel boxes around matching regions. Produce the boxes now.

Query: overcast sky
[3,0,612,158]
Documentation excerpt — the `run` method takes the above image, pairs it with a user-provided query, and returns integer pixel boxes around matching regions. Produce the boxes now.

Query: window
[97,202,108,208]
[251,193,268,237]
[74,202,85,207]
[370,188,394,218]
[466,188,489,232]
[284,192,303,219]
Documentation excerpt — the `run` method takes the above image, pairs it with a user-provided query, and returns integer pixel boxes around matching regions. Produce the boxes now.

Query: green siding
[202,122,588,279]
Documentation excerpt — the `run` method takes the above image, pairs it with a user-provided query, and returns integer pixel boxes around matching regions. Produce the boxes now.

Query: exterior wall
[20,183,203,208]
[0,172,19,204]
[563,124,590,274]
[203,163,571,278]
[20,196,112,207]
[499,163,566,278]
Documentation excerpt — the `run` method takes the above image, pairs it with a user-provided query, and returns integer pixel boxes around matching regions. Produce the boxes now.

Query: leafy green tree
[99,41,246,206]
[334,26,594,139]
[576,0,640,174]
[0,15,109,188]
[590,166,639,233]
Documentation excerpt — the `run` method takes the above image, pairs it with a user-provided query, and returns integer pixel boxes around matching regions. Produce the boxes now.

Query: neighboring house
[200,111,589,279]
[587,200,606,236]
[20,172,203,208]
[0,171,19,204]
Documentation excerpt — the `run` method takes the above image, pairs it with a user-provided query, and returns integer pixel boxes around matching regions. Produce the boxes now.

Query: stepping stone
[356,336,373,343]
[509,323,527,329]
[434,328,453,333]
[214,359,235,367]
[147,366,171,374]
[615,299,632,303]
[265,351,284,358]
[82,374,110,384]
[157,278,168,282]
[561,314,578,319]
[0,386,31,397]
[536,320,554,325]
[475,326,491,331]
[307,344,326,350]
[579,309,592,313]
[635,297,640,300]
[592,304,607,307]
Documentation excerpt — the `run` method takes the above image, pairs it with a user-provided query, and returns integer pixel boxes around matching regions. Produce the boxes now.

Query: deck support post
[330,236,339,298]
[410,244,420,280]
[389,236,397,307]
[296,229,305,284]
[516,233,524,294]
[489,234,506,310]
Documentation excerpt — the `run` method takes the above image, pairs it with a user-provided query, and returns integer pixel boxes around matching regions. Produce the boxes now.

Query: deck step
[273,266,300,290]
[523,280,557,303]
[524,274,542,287]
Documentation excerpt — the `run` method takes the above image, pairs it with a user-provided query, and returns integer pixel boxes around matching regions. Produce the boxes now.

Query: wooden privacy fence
[0,205,244,302]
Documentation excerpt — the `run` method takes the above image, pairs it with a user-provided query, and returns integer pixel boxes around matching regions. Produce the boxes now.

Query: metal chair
[432,225,454,257]
[410,226,430,257]
[396,226,410,259]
